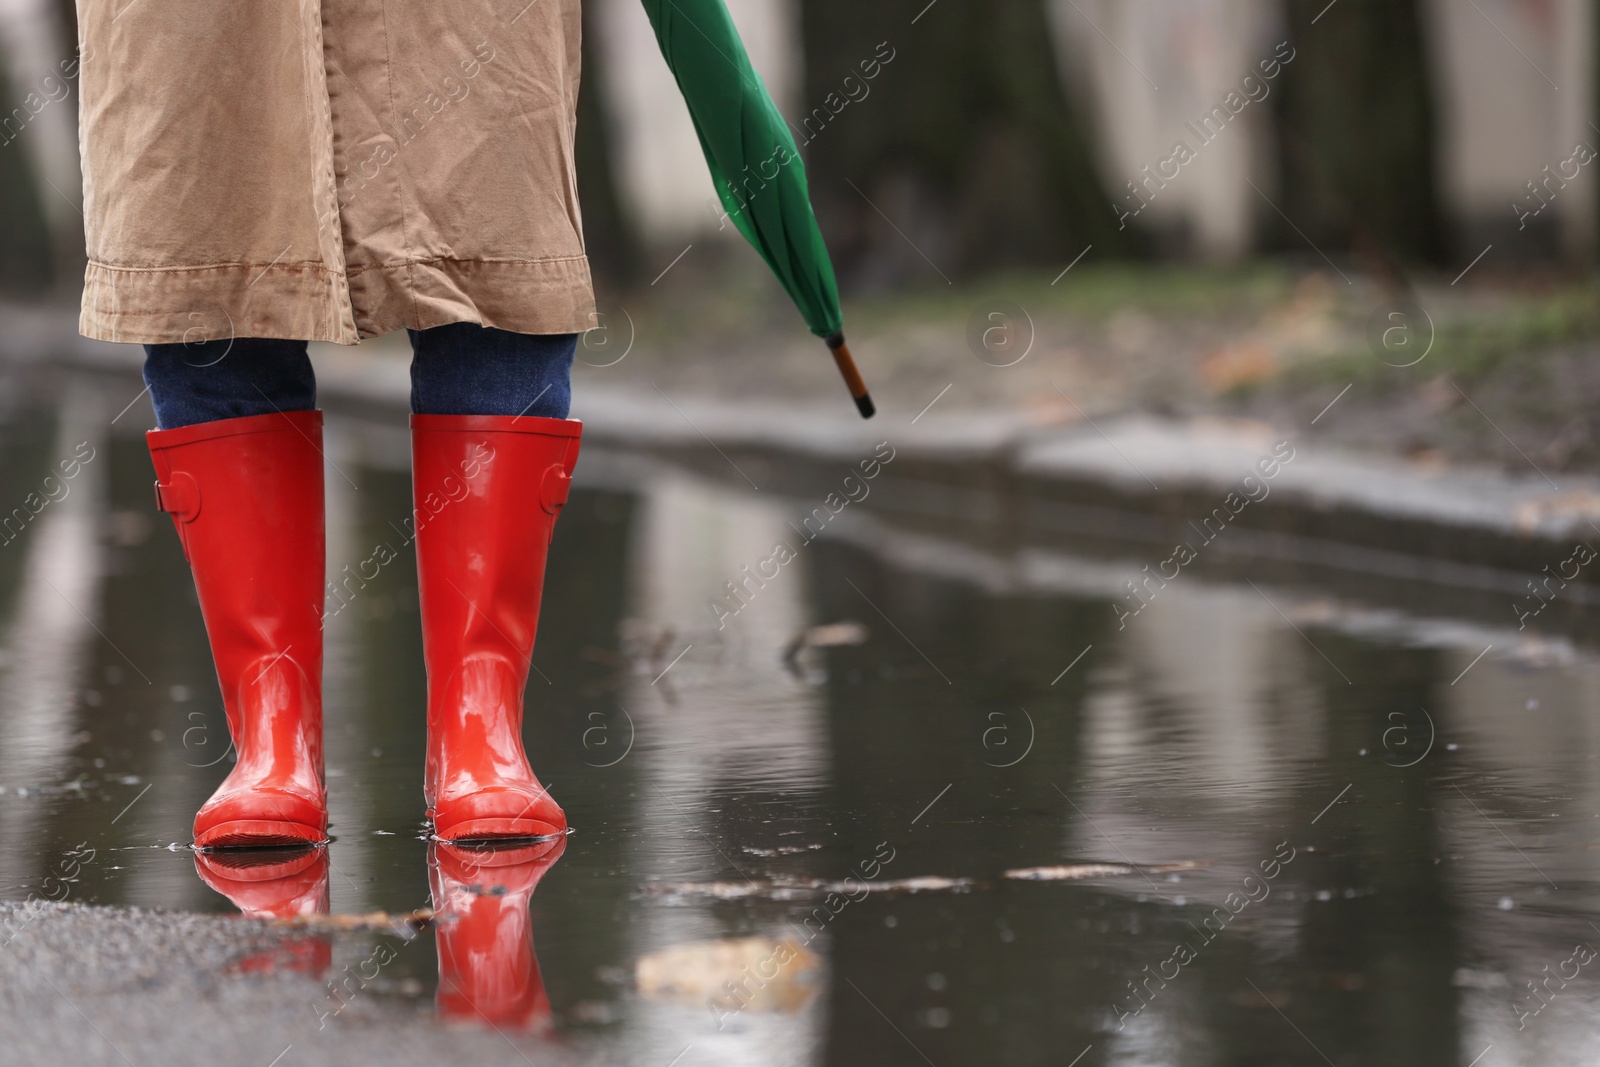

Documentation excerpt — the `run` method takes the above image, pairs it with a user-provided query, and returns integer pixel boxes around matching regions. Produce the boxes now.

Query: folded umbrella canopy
[639,0,875,418]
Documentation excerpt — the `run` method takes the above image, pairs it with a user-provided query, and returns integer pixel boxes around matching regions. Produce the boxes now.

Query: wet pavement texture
[0,366,1597,1066]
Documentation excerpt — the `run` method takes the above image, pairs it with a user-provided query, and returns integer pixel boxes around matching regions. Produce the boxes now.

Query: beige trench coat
[75,0,595,345]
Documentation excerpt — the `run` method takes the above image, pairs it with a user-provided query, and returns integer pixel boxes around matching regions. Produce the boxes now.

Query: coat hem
[79,254,597,345]
[345,252,597,340]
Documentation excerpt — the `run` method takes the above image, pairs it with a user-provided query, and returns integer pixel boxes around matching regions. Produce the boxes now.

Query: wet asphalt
[0,901,591,1067]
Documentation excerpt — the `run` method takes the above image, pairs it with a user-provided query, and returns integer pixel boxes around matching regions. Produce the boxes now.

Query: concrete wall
[1425,0,1597,259]
[1049,0,1283,261]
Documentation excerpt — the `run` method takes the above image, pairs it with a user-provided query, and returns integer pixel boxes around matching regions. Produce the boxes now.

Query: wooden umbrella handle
[826,334,875,419]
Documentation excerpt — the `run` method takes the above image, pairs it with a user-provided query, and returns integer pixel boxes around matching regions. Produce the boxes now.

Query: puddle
[0,367,1598,1062]
[646,861,1209,900]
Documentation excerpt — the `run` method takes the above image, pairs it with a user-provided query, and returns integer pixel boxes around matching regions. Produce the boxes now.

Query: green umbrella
[639,0,875,418]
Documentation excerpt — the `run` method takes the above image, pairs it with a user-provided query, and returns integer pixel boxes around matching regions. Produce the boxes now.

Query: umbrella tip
[826,335,875,419]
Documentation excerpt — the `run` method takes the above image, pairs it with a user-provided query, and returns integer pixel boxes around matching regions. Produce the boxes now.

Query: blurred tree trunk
[53,0,76,61]
[797,0,1134,290]
[1271,0,1447,269]
[57,0,87,292]
[0,52,56,294]
[576,5,643,290]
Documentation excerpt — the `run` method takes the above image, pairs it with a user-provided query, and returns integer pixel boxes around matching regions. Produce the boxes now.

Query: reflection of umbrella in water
[642,0,875,418]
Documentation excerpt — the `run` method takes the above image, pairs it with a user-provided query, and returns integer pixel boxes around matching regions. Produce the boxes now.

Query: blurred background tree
[1270,0,1449,270]
[0,49,55,295]
[795,0,1137,291]
[575,0,645,291]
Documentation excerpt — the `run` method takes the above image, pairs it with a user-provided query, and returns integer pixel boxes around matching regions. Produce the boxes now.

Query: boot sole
[433,817,565,843]
[194,820,328,850]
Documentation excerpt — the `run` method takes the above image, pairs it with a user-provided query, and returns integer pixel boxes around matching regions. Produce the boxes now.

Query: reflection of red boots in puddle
[429,835,566,1030]
[193,846,332,974]
[191,836,564,1022]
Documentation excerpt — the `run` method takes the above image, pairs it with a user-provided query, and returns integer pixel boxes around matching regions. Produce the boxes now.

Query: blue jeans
[142,323,577,430]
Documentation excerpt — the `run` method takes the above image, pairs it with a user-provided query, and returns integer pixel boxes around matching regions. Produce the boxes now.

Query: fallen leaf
[636,937,819,1013]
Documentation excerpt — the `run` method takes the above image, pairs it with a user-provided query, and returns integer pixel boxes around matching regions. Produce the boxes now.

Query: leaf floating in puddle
[864,875,974,893]
[648,861,1206,899]
[644,875,973,899]
[645,881,786,900]
[636,936,819,1013]
[1003,860,1207,881]
[739,843,824,857]
[271,908,435,934]
[782,620,869,670]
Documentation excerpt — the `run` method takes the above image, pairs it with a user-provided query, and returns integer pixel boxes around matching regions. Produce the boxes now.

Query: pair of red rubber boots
[147,410,579,848]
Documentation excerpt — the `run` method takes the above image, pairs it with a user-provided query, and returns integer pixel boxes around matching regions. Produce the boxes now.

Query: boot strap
[539,463,571,515]
[153,472,201,522]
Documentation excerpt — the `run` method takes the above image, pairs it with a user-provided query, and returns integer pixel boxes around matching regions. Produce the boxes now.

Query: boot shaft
[146,410,327,777]
[147,411,326,681]
[410,414,580,668]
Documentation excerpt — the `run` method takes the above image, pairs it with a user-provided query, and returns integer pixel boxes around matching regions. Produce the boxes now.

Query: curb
[10,303,1598,644]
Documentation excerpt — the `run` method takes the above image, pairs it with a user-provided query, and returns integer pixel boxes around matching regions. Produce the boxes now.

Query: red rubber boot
[148,411,328,848]
[411,414,579,841]
[430,836,565,1029]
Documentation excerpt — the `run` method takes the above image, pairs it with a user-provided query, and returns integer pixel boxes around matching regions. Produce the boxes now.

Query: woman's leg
[142,338,328,847]
[408,322,576,418]
[142,338,316,429]
[407,325,579,840]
